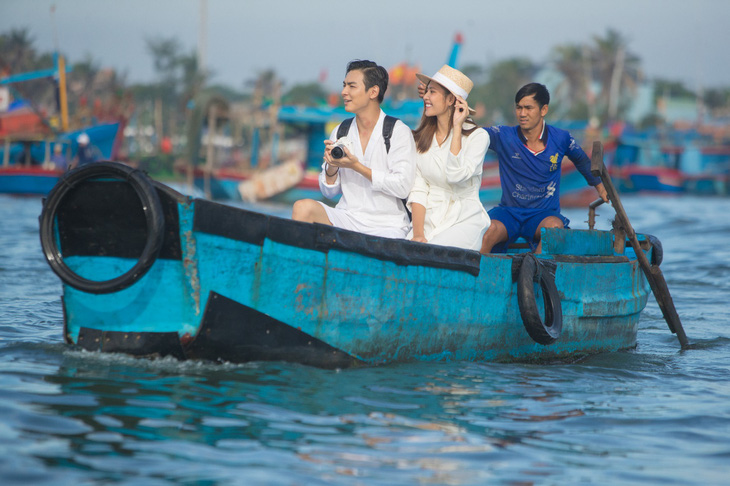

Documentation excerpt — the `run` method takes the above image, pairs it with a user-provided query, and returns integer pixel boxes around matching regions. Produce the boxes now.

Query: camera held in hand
[330,137,354,160]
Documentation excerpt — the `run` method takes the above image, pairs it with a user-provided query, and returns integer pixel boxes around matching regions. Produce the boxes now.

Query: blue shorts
[487,206,570,252]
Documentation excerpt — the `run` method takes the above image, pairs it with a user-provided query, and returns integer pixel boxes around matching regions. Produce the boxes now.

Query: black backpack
[336,116,411,220]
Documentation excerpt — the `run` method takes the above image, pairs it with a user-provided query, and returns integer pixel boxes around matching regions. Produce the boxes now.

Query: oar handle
[590,141,689,348]
[589,198,606,209]
[591,142,636,240]
[587,198,605,230]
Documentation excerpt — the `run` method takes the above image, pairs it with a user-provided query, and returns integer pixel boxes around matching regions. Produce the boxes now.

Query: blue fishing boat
[0,122,122,195]
[1,52,125,195]
[610,132,730,196]
[39,151,674,367]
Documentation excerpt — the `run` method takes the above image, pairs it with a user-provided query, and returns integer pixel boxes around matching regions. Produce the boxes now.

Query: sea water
[1,192,728,485]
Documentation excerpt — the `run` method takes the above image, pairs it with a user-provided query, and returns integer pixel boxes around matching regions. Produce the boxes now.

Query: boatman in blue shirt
[479,83,608,254]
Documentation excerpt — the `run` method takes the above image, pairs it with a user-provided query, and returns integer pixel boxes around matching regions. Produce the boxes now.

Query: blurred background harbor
[1,0,729,202]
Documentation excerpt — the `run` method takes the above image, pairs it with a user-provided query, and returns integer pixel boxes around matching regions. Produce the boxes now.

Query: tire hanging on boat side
[39,161,165,294]
[645,234,663,266]
[517,253,563,345]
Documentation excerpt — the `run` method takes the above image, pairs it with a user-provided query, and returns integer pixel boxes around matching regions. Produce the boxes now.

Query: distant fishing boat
[610,133,730,196]
[0,119,122,195]
[0,54,124,195]
[40,153,665,368]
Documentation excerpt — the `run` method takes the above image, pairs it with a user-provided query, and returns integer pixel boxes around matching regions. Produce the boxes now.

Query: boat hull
[44,164,651,367]
[0,166,63,194]
[615,166,685,194]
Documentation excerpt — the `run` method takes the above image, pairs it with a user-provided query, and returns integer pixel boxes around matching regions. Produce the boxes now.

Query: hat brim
[416,73,477,115]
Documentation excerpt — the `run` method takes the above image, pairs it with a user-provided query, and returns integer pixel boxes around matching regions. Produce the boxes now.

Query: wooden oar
[591,141,689,348]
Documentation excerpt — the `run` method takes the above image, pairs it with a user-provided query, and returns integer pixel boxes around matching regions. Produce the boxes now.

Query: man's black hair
[346,60,388,104]
[515,83,550,108]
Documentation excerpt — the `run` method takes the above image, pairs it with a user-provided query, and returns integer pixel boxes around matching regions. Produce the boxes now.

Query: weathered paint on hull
[58,192,650,366]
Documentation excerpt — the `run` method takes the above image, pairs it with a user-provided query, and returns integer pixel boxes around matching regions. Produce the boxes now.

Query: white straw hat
[416,65,476,114]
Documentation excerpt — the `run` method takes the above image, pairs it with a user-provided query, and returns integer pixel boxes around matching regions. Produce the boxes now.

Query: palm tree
[591,29,643,123]
[0,29,51,108]
[483,58,537,124]
[146,36,186,140]
[551,43,595,120]
[0,28,36,73]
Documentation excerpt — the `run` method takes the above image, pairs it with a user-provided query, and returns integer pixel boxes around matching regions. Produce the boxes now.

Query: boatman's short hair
[515,83,550,108]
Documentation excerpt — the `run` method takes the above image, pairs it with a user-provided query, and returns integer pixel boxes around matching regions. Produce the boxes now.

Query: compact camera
[330,137,354,159]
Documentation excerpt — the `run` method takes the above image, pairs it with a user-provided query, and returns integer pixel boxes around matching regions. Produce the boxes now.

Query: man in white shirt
[292,60,416,238]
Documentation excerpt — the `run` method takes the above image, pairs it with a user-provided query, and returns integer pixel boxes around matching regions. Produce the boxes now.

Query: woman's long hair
[412,83,477,154]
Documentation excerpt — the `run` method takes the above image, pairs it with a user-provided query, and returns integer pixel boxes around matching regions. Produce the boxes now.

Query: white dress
[407,125,490,250]
[317,110,416,238]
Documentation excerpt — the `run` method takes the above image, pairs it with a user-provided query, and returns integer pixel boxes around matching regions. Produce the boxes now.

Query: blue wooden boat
[39,162,658,368]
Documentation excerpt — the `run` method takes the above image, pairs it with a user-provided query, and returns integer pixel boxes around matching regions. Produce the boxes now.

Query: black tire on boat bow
[517,253,563,345]
[39,161,165,294]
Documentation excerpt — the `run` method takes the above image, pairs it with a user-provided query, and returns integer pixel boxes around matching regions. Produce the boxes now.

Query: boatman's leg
[532,214,568,254]
[292,199,333,225]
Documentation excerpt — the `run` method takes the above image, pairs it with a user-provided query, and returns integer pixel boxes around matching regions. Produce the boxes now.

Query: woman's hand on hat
[417,82,426,99]
[453,96,469,127]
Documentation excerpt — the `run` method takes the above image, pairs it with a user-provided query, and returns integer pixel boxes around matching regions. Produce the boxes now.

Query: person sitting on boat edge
[407,65,490,251]
[291,60,416,238]
[479,83,608,254]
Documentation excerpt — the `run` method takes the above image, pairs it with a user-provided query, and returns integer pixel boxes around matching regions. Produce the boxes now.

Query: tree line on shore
[2,27,729,169]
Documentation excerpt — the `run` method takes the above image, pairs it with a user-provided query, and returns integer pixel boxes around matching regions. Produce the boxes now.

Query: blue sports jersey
[484,124,601,212]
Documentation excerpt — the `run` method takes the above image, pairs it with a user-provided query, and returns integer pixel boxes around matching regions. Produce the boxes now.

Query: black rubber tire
[39,161,164,294]
[645,234,663,266]
[517,253,563,345]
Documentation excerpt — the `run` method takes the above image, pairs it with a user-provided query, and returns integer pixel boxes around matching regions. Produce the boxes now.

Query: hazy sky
[2,0,728,94]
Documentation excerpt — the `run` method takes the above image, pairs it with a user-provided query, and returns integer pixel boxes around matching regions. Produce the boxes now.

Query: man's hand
[324,140,357,170]
[324,140,372,181]
[595,182,609,203]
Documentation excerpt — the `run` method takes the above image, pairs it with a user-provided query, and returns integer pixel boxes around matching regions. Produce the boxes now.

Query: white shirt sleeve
[444,127,490,185]
[407,160,429,210]
[370,121,416,199]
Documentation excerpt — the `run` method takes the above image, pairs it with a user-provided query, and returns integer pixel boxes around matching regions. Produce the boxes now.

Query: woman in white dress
[407,65,490,251]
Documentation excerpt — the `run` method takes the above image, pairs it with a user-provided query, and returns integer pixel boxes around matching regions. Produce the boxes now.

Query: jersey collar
[518,120,548,147]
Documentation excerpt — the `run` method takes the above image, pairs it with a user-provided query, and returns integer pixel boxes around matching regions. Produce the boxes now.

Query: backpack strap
[336,117,354,139]
[382,115,397,153]
[337,115,411,221]
[382,116,412,221]
[337,116,397,152]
